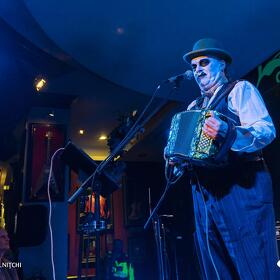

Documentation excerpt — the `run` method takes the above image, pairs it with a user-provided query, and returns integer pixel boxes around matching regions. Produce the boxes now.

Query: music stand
[61,141,119,280]
[61,141,119,198]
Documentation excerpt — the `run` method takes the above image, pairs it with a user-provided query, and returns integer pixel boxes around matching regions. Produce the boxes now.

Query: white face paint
[191,56,227,93]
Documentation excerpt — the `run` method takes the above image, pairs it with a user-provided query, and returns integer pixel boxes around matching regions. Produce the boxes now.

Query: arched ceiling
[0,0,279,160]
[1,0,280,96]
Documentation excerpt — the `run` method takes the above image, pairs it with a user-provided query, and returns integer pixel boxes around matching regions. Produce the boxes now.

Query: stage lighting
[34,77,47,92]
[99,134,107,140]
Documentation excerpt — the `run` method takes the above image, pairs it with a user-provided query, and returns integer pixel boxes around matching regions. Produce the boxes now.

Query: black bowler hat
[183,38,232,64]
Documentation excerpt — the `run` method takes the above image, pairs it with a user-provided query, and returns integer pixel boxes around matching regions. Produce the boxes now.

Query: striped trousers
[192,160,280,279]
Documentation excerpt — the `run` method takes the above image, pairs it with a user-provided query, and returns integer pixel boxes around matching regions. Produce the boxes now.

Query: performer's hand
[203,111,228,140]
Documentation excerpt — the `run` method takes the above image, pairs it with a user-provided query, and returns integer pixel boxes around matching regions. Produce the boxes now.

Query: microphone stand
[68,82,181,205]
[144,160,187,279]
[67,122,144,204]
[149,188,166,280]
[68,82,181,279]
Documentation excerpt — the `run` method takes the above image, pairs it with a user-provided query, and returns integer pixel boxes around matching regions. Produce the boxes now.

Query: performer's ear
[220,60,226,72]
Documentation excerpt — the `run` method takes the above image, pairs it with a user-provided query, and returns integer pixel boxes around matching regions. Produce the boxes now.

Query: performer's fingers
[204,122,218,132]
[206,117,220,127]
[202,127,216,139]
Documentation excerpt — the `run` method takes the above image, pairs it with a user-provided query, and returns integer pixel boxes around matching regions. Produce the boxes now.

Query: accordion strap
[214,118,237,163]
[190,80,241,110]
[208,80,241,163]
[207,80,242,110]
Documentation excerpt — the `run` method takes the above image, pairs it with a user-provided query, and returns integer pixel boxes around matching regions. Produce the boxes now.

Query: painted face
[0,229,10,251]
[191,56,226,92]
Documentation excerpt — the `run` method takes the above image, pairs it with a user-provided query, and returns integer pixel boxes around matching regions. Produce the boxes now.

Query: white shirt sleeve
[228,81,276,152]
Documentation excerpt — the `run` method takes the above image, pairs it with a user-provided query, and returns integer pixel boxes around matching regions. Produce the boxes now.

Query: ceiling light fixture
[3,185,10,191]
[34,77,47,92]
[99,135,107,140]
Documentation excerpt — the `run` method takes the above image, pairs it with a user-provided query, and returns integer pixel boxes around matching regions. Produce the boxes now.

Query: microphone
[164,70,193,84]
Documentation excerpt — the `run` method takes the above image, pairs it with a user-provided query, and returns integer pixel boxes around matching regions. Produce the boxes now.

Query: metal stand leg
[153,215,167,280]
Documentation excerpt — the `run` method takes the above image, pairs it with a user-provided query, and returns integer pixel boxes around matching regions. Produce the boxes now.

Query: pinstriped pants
[192,160,280,279]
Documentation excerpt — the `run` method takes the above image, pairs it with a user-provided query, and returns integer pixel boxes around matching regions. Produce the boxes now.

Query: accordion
[165,110,230,167]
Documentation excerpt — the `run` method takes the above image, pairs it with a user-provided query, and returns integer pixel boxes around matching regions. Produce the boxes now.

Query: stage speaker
[15,204,48,247]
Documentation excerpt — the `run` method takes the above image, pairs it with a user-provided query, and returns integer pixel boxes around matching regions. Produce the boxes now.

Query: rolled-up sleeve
[228,81,276,152]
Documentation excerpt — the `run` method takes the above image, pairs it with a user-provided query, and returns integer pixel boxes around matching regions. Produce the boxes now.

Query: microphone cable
[144,159,184,230]
[193,172,220,280]
[47,147,65,280]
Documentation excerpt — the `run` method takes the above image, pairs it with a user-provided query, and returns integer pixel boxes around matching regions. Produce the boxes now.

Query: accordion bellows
[165,110,222,166]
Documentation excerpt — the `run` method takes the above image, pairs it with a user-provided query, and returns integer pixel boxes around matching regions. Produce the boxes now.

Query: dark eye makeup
[191,58,210,70]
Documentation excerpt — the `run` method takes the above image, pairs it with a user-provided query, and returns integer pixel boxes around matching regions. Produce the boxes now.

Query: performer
[181,38,279,279]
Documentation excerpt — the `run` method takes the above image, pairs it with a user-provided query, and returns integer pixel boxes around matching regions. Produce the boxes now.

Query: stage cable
[164,155,221,279]
[48,147,65,280]
[147,160,184,229]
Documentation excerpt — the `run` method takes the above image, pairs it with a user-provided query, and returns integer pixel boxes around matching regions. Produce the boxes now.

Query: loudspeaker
[15,204,48,247]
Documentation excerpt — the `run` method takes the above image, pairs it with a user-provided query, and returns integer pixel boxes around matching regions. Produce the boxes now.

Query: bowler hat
[183,38,232,64]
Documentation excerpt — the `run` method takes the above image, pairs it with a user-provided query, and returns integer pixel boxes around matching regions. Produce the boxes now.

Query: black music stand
[61,142,119,197]
[61,142,119,280]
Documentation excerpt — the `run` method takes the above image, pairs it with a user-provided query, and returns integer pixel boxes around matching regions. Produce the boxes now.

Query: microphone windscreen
[184,70,194,80]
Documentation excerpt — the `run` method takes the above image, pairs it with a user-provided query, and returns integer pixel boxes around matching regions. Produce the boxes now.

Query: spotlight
[99,135,107,140]
[3,185,10,190]
[34,77,47,92]
[277,260,280,268]
[79,129,85,135]
[48,111,55,117]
